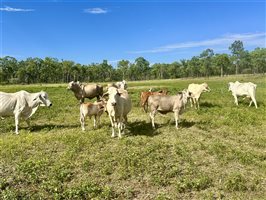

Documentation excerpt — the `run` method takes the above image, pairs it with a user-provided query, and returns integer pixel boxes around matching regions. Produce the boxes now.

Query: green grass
[0,75,265,199]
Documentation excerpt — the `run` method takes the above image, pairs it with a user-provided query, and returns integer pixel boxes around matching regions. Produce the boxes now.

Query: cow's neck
[72,86,83,96]
[26,93,41,108]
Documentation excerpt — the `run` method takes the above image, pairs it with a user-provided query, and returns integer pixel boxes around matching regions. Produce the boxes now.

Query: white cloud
[0,6,34,12]
[84,8,108,14]
[129,32,266,54]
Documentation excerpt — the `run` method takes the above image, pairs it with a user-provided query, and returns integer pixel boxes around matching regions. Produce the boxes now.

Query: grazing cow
[148,89,191,129]
[0,90,52,134]
[67,81,103,102]
[228,81,257,108]
[140,90,169,112]
[187,83,211,109]
[80,100,106,131]
[104,87,131,138]
[107,80,128,90]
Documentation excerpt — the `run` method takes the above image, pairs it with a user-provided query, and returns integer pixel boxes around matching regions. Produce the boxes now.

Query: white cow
[228,81,258,108]
[104,87,131,138]
[0,90,52,134]
[107,80,128,90]
[187,83,211,109]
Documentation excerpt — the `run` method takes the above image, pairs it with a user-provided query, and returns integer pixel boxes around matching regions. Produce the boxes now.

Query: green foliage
[1,41,266,84]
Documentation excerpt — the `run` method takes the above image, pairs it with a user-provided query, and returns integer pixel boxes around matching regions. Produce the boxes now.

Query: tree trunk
[220,66,223,77]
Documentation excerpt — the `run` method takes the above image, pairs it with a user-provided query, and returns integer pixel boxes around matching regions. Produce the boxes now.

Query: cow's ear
[102,92,109,98]
[33,93,41,101]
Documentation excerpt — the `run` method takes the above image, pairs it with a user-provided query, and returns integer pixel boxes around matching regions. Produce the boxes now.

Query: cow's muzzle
[111,102,116,106]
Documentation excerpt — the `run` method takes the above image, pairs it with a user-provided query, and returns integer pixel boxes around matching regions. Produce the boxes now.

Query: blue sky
[0,0,265,66]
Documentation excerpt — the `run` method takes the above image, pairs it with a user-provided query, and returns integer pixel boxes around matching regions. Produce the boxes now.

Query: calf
[187,83,211,109]
[104,87,131,138]
[80,100,106,131]
[228,81,257,108]
[148,89,191,129]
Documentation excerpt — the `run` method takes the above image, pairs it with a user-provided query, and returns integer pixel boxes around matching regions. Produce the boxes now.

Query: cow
[140,90,169,112]
[148,89,191,129]
[103,87,131,138]
[67,81,103,103]
[0,90,52,134]
[228,81,258,108]
[107,80,128,90]
[187,83,211,109]
[80,100,106,131]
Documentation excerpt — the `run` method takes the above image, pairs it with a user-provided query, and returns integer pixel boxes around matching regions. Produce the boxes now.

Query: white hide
[0,90,52,134]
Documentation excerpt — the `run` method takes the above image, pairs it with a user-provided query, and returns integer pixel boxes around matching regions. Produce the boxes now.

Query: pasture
[0,75,265,199]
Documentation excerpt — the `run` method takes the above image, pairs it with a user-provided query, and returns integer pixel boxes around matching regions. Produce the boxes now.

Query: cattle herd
[0,80,258,137]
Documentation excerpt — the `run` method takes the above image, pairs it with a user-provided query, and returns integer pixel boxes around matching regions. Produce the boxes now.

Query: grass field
[0,75,265,199]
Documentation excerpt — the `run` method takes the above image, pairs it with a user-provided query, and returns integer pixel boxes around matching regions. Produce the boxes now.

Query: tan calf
[80,101,106,131]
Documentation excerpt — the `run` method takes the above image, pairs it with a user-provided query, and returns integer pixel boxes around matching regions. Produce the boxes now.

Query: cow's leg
[174,111,179,129]
[109,116,116,137]
[118,122,123,139]
[149,110,157,129]
[14,113,20,134]
[233,95,238,106]
[190,98,193,108]
[93,115,97,128]
[193,98,197,109]
[80,113,85,131]
[251,96,258,108]
[196,98,200,109]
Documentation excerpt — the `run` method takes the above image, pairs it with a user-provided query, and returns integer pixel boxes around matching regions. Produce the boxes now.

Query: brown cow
[67,81,103,103]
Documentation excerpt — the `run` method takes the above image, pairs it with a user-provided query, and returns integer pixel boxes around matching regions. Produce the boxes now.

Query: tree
[0,56,18,83]
[229,40,245,75]
[214,54,231,77]
[250,48,266,73]
[117,60,130,80]
[200,49,214,77]
[134,57,150,80]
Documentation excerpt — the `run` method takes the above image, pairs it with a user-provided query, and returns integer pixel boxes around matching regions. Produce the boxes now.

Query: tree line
[0,40,265,84]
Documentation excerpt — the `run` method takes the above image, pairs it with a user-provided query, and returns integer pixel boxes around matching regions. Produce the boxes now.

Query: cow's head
[67,81,81,91]
[228,82,234,92]
[121,80,128,90]
[202,83,211,92]
[34,91,52,107]
[178,89,192,105]
[103,87,122,107]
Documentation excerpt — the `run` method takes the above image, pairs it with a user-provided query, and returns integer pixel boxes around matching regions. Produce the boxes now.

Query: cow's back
[188,83,200,94]
[149,95,178,112]
[234,82,256,96]
[0,91,26,116]
[84,84,103,98]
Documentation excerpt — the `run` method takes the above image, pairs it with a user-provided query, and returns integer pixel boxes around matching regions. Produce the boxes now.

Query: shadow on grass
[168,119,196,128]
[180,119,196,128]
[127,120,160,137]
[30,123,79,132]
[200,102,221,108]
